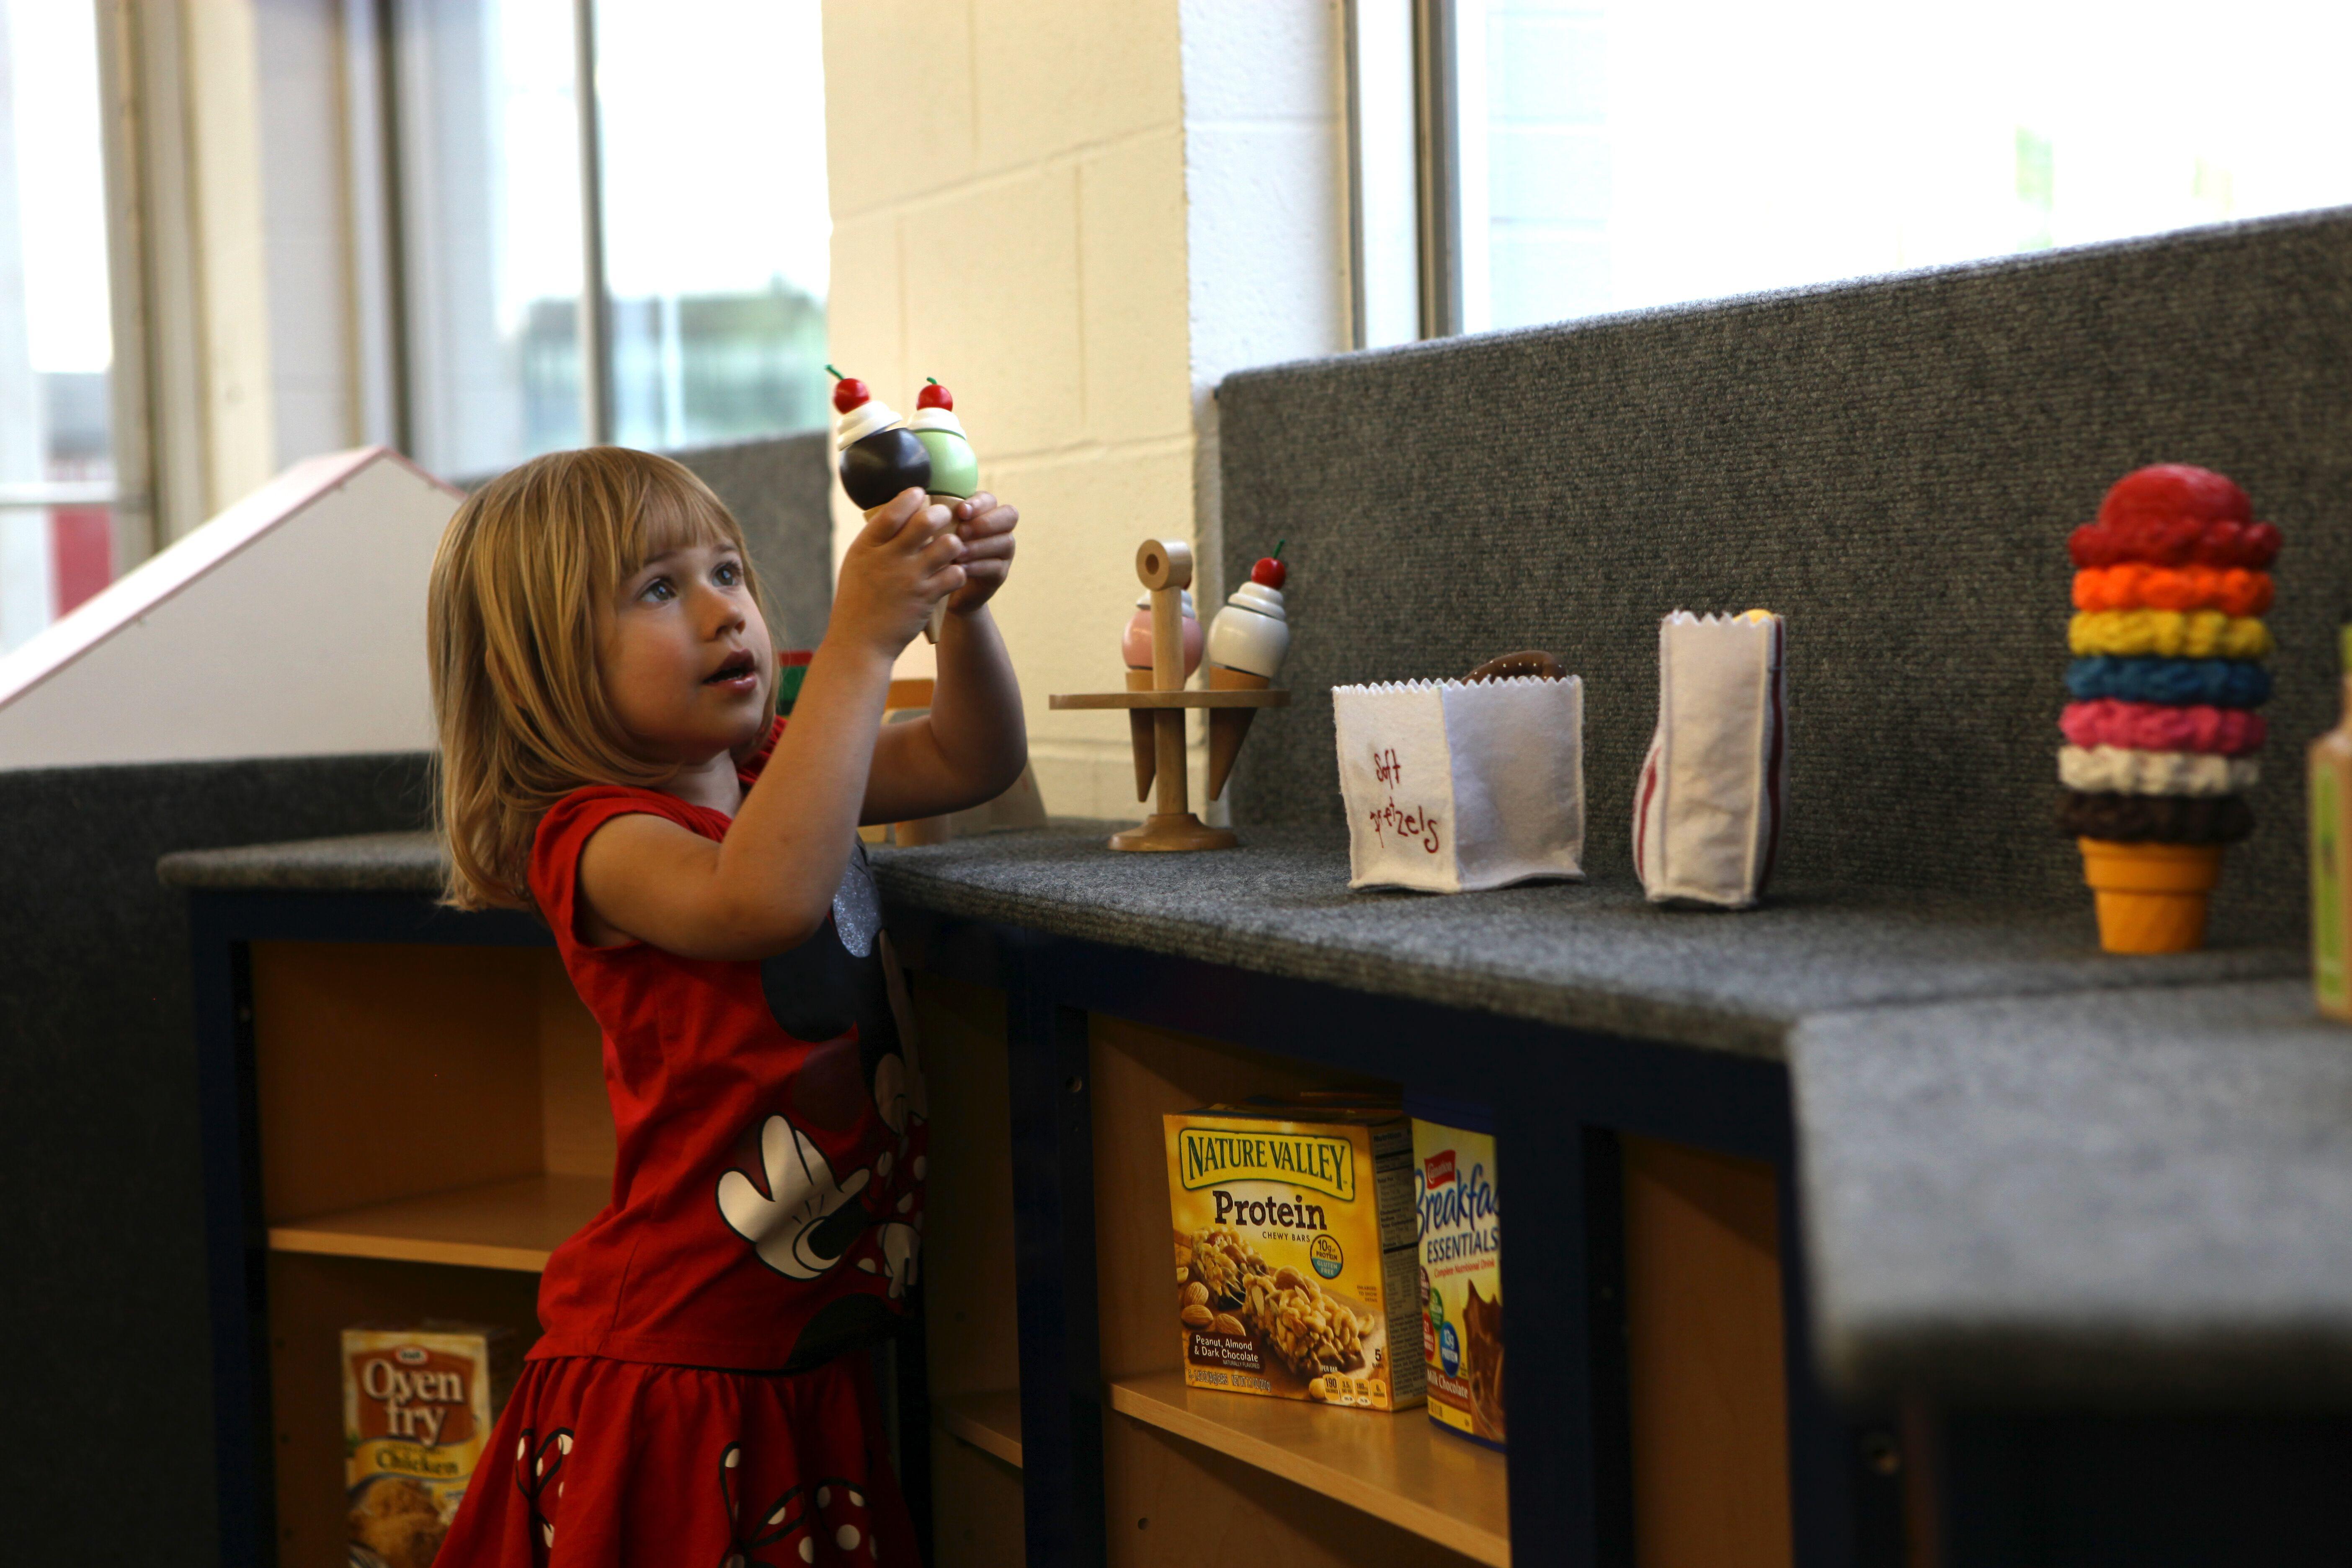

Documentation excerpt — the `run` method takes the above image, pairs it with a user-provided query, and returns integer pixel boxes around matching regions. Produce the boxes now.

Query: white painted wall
[0,447,460,769]
[820,0,1349,818]
[823,1,1196,818]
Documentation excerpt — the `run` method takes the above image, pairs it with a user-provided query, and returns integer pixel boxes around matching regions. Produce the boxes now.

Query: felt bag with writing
[1333,676,1585,893]
[1633,611,1787,908]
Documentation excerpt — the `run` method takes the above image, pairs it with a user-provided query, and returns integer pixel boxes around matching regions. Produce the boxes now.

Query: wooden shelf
[1107,1371,1509,1566]
[938,1390,1023,1469]
[267,1172,609,1272]
[1049,688,1289,710]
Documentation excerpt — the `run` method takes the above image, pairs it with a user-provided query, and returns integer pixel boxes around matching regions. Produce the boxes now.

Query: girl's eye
[714,560,741,587]
[639,577,676,603]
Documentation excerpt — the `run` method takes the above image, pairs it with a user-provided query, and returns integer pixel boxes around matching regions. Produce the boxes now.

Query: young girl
[425,446,1023,1567]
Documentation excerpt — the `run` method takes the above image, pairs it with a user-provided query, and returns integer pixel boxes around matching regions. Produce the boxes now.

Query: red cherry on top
[918,380,954,411]
[831,377,871,415]
[1250,556,1287,589]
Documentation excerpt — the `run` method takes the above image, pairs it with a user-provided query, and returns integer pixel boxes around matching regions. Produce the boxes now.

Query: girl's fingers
[920,530,967,570]
[958,531,1014,564]
[859,487,930,544]
[957,503,1018,539]
[886,504,954,559]
[953,492,998,523]
[921,563,970,598]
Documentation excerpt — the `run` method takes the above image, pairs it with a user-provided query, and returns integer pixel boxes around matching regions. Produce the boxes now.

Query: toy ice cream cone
[909,380,982,644]
[2077,838,2224,954]
[1202,548,1292,803]
[828,367,929,509]
[2056,464,2274,955]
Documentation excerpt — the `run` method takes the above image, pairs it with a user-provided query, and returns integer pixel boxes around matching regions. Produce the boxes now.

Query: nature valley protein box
[1411,1098,1503,1447]
[343,1323,519,1568]
[1164,1101,1424,1410]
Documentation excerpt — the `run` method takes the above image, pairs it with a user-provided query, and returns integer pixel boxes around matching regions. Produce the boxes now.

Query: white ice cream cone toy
[1204,549,1291,801]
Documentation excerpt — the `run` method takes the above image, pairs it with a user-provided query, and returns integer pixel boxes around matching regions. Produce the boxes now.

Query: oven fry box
[1333,676,1585,892]
[1165,1104,1425,1410]
[343,1322,519,1568]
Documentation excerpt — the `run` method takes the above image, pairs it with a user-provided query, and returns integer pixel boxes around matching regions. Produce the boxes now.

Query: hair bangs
[629,467,745,566]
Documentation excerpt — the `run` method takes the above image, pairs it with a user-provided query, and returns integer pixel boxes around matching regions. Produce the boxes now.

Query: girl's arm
[577,490,963,959]
[864,493,1028,824]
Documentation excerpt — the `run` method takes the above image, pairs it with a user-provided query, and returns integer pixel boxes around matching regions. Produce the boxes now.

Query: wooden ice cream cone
[1126,667,1156,800]
[1207,664,1269,801]
[920,492,963,643]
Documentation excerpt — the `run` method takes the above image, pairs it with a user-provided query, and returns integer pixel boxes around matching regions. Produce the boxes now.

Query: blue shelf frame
[187,887,1898,1568]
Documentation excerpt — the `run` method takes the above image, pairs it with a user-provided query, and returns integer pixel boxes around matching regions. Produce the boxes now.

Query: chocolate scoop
[1465,650,1565,683]
[839,428,932,511]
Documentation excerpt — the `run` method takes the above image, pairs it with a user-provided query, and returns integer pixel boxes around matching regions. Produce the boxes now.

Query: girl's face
[599,534,774,764]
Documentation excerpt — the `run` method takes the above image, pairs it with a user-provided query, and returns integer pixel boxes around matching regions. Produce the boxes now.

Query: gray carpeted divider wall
[668,429,834,648]
[0,753,435,1568]
[1219,207,2352,945]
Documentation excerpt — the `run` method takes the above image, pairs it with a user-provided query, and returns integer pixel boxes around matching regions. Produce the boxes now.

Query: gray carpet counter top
[1794,981,2352,1404]
[159,823,2294,1057]
[164,823,2338,1403]
[160,829,446,892]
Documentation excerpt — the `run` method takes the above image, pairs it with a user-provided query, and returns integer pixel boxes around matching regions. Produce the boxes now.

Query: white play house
[0,448,462,771]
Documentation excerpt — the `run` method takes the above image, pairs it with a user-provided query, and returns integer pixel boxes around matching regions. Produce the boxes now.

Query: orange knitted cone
[2077,838,2224,954]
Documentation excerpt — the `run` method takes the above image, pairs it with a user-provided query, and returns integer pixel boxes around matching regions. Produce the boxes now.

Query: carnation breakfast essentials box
[1412,1103,1504,1447]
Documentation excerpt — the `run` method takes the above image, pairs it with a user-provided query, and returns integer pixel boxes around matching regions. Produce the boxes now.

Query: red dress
[436,725,928,1568]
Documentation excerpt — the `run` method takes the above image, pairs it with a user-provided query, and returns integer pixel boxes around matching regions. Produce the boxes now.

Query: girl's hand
[945,493,1018,615]
[833,487,966,657]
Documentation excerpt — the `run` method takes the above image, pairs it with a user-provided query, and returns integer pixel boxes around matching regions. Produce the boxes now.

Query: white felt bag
[1633,611,1787,908]
[1333,676,1585,893]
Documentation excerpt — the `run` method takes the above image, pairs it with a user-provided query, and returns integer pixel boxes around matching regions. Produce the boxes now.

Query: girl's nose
[693,582,746,636]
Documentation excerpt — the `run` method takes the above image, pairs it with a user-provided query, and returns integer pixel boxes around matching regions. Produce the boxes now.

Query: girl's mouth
[704,651,758,688]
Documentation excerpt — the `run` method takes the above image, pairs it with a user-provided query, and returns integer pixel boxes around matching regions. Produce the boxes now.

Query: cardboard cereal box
[343,1323,519,1568]
[1412,1104,1504,1447]
[1164,1101,1425,1410]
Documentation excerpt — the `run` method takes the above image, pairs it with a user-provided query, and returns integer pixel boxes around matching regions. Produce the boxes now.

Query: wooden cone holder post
[1050,538,1289,851]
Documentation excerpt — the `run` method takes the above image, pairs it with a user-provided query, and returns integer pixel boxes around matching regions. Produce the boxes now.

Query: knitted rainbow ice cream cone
[2058,464,2279,953]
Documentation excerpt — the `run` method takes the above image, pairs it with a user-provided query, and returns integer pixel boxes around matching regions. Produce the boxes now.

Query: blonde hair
[428,446,773,911]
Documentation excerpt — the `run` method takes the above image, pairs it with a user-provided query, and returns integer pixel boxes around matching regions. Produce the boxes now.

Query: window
[396,0,588,477]
[1359,0,2352,340]
[595,0,831,450]
[392,0,830,479]
[0,0,831,653]
[0,1,118,652]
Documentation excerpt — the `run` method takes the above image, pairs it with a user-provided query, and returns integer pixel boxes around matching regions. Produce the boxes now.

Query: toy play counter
[164,823,2344,1567]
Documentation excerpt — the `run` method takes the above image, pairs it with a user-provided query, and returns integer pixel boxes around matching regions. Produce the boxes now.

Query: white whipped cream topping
[2058,745,2259,797]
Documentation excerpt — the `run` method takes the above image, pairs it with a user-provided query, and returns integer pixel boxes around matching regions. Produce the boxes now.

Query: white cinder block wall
[821,1,1349,819]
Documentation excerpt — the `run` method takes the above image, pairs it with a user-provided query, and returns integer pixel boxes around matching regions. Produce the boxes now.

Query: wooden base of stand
[1109,812,1240,853]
